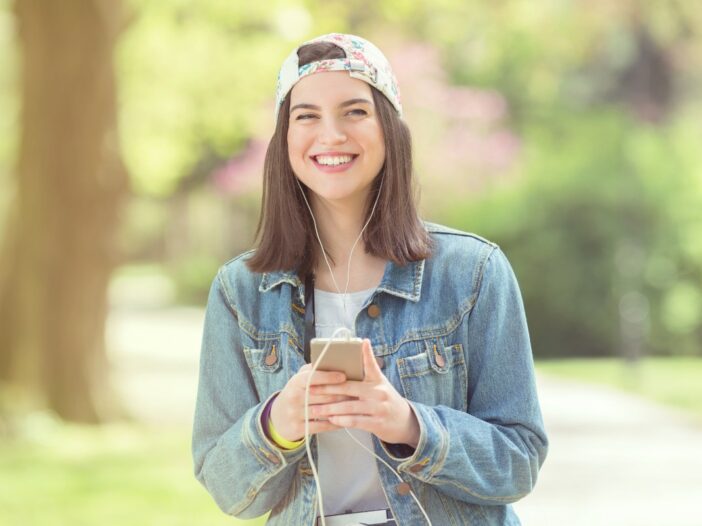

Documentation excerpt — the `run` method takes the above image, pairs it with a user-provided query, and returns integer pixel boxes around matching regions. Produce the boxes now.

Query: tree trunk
[0,0,130,422]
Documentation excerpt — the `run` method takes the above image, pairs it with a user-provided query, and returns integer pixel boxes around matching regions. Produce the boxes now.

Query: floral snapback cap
[274,33,403,124]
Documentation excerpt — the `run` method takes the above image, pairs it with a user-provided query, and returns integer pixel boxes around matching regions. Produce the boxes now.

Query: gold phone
[309,337,364,381]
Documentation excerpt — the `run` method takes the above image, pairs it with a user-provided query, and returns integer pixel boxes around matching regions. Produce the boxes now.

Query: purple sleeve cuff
[260,392,280,443]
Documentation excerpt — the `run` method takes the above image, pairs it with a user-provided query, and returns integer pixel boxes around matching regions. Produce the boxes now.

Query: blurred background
[0,1,701,525]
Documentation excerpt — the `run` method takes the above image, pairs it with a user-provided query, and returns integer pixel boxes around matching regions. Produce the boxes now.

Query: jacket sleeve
[191,268,307,518]
[380,246,548,505]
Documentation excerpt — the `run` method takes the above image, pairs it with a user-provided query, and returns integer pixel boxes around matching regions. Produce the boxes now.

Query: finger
[298,420,343,436]
[361,338,384,381]
[298,369,346,387]
[306,394,354,405]
[311,399,376,418]
[311,380,382,399]
[327,414,381,431]
[309,421,345,434]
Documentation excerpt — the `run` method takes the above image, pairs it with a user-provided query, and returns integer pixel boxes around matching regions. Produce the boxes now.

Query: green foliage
[117,1,291,196]
[167,254,222,305]
[4,0,698,361]
[435,106,702,358]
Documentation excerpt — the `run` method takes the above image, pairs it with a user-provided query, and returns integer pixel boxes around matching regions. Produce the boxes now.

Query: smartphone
[309,337,364,381]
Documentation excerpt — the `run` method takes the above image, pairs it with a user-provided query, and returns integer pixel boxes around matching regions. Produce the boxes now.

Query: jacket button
[434,353,446,368]
[409,464,424,473]
[375,356,385,369]
[367,304,381,318]
[265,354,277,366]
[396,482,411,496]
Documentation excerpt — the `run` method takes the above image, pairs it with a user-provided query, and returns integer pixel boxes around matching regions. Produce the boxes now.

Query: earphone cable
[296,176,432,526]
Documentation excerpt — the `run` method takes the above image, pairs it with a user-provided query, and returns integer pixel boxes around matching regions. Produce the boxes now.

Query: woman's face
[287,71,386,210]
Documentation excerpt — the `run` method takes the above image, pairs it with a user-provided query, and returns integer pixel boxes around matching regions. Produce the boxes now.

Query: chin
[316,190,363,203]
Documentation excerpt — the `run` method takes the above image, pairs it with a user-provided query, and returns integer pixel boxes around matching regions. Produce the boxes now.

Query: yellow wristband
[268,417,305,450]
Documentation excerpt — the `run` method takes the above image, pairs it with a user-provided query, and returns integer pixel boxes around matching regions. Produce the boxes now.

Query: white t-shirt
[314,287,389,515]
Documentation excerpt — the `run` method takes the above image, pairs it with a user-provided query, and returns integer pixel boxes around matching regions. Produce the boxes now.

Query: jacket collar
[259,269,303,292]
[259,258,424,303]
[376,258,424,302]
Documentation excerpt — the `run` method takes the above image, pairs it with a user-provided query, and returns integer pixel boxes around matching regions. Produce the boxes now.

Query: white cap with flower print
[274,33,403,125]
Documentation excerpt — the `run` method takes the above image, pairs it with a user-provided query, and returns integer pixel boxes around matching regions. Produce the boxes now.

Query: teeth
[315,155,354,166]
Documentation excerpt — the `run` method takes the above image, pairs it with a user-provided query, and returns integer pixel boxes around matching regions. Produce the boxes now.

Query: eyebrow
[290,98,373,114]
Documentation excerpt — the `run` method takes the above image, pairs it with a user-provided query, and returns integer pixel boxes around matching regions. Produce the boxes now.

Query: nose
[318,117,347,145]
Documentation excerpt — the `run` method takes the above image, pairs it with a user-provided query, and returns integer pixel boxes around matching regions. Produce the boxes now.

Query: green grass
[0,418,268,526]
[535,356,702,421]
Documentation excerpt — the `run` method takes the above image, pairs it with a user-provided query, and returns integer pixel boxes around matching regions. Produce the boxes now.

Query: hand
[306,339,421,448]
[270,363,353,442]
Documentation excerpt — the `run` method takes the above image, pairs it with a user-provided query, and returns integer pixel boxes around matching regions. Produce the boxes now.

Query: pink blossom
[210,139,267,196]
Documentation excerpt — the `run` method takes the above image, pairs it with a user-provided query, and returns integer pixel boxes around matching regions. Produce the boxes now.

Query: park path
[106,282,702,526]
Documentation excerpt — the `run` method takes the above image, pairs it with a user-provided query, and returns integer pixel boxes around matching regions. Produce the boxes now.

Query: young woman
[192,33,548,526]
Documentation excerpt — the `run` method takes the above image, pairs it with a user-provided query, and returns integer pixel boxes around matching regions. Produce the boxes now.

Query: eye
[295,113,317,120]
[348,109,367,116]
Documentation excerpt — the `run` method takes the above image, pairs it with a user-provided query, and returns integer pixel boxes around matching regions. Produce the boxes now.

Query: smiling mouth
[311,154,359,172]
[311,154,359,167]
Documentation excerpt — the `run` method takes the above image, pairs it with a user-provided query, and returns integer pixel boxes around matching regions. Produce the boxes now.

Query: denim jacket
[192,222,548,525]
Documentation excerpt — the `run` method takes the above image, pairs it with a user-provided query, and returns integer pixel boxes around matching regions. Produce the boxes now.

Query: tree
[0,0,129,422]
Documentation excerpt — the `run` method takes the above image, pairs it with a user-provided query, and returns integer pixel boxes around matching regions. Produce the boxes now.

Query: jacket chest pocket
[243,339,289,399]
[396,341,468,413]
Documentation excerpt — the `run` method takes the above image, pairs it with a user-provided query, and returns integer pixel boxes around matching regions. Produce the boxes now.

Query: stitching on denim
[376,259,424,301]
[243,346,282,372]
[228,417,289,518]
[427,409,449,478]
[228,467,289,516]
[397,345,465,379]
[436,489,462,526]
[431,475,530,503]
[398,347,463,378]
[423,222,500,247]
[375,305,475,356]
[269,471,301,523]
[472,245,498,299]
[221,248,256,268]
[216,268,240,319]
[239,327,302,354]
[242,407,270,466]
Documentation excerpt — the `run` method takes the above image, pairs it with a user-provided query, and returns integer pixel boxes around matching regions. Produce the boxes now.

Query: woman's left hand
[308,338,420,448]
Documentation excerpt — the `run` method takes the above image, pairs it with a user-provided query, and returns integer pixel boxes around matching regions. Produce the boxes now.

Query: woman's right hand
[269,364,352,442]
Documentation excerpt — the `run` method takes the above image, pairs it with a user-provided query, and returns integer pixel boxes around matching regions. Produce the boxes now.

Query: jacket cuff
[244,391,308,472]
[379,400,449,481]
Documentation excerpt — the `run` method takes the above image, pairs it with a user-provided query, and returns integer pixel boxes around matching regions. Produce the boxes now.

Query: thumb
[361,338,383,381]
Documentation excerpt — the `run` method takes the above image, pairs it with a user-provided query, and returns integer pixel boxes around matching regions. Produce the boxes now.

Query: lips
[310,153,359,162]
[311,154,359,173]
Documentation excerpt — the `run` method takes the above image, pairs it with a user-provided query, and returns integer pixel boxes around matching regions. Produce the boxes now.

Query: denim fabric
[191,222,548,525]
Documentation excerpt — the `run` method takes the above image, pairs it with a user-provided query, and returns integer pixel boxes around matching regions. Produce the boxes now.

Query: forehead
[289,71,372,105]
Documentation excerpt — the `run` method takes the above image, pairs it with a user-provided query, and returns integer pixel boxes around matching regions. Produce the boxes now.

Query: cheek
[288,130,313,155]
[287,136,305,168]
[377,143,386,162]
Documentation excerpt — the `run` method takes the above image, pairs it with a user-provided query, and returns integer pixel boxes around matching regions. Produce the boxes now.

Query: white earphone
[295,176,432,526]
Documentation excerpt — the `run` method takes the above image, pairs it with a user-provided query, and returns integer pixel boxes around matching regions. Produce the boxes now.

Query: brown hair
[247,41,432,277]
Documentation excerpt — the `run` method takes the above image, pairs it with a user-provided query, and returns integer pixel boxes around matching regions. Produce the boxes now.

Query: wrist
[268,418,305,449]
[403,400,420,448]
[265,393,305,449]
